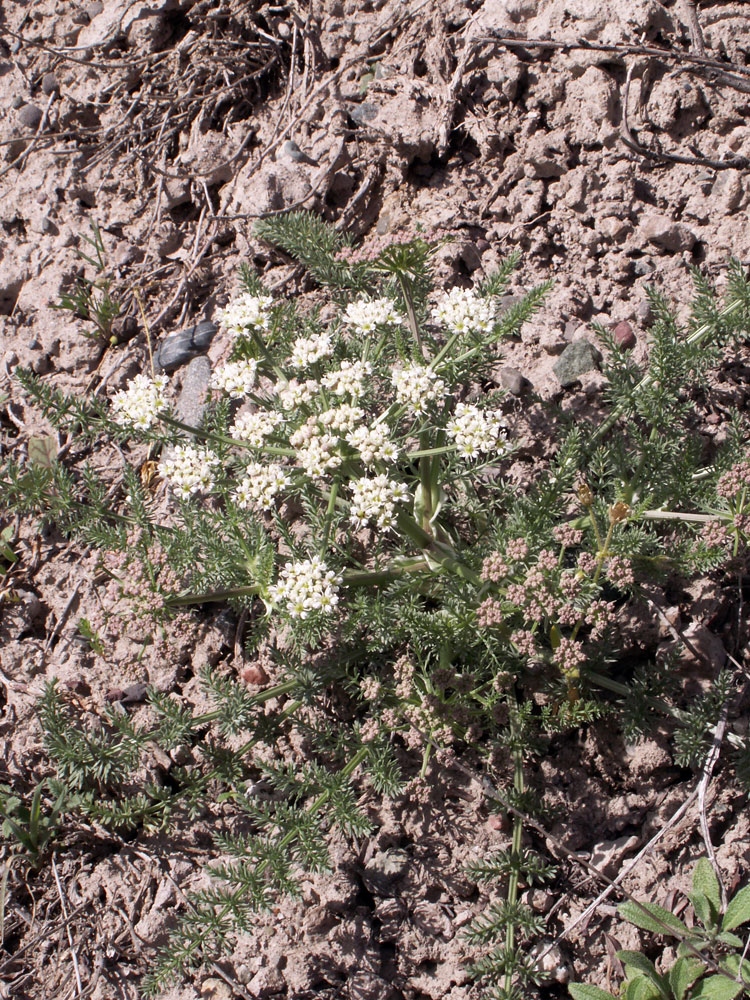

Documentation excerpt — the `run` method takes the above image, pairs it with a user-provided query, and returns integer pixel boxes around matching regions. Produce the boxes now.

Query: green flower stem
[165,584,262,607]
[407,445,458,459]
[430,330,462,369]
[343,559,430,587]
[398,273,423,358]
[419,434,433,535]
[320,477,340,552]
[159,415,295,457]
[642,510,726,523]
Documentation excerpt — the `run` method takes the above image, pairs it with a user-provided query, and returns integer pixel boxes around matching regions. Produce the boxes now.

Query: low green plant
[2,213,750,995]
[53,221,122,344]
[0,779,70,864]
[570,859,750,1000]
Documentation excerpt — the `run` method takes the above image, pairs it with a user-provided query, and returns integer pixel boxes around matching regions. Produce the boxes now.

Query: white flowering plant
[4,212,750,998]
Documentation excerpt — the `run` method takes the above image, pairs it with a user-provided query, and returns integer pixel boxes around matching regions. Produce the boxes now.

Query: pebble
[349,101,379,126]
[499,367,528,396]
[612,320,636,349]
[362,849,410,894]
[633,257,655,277]
[640,214,696,253]
[17,104,43,130]
[174,356,211,429]
[636,299,653,325]
[41,72,59,96]
[156,319,217,372]
[552,340,601,387]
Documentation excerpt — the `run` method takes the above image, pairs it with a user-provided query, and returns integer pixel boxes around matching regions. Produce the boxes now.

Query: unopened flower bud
[577,482,593,507]
[609,501,630,524]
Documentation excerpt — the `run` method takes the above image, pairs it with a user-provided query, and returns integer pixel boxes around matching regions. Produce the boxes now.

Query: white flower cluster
[343,297,403,335]
[296,433,342,480]
[276,378,319,410]
[322,360,372,398]
[217,293,274,338]
[392,364,446,415]
[349,475,409,529]
[346,424,399,465]
[158,444,219,499]
[445,403,507,458]
[234,462,291,511]
[319,404,365,434]
[431,287,496,335]
[268,556,342,618]
[231,410,283,447]
[111,374,169,430]
[210,358,259,398]
[289,332,333,370]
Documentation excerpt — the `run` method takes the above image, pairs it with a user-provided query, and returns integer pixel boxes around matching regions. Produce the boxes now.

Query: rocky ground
[1,0,750,998]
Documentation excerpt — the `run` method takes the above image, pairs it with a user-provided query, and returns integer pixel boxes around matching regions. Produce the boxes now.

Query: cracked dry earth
[1,1,750,998]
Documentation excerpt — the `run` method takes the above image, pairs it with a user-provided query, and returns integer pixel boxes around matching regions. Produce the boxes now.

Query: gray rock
[640,214,696,253]
[41,72,59,96]
[636,299,653,325]
[553,340,601,387]
[156,319,217,372]
[633,257,654,277]
[17,104,43,129]
[175,357,211,430]
[499,367,528,396]
[349,101,379,126]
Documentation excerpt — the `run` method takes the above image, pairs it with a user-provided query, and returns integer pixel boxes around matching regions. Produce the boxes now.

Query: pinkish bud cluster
[510,629,537,657]
[717,460,750,500]
[553,637,587,676]
[585,600,616,641]
[505,538,529,561]
[605,555,635,588]
[393,655,415,699]
[703,520,731,548]
[553,523,584,547]
[477,596,503,628]
[481,551,509,582]
[577,552,598,575]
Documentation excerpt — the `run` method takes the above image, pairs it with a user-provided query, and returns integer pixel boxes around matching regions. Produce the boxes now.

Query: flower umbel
[158,444,219,499]
[267,556,342,618]
[111,374,169,430]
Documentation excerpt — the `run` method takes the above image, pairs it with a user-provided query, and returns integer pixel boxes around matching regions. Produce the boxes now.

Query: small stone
[349,101,379,125]
[241,663,269,686]
[174,356,211,429]
[156,319,217,372]
[552,340,601,388]
[200,978,232,1000]
[564,319,581,342]
[589,834,640,878]
[640,214,696,253]
[612,320,636,349]
[17,104,43,130]
[636,299,653,325]
[41,72,59,96]
[633,257,655,277]
[499,367,528,396]
[11,95,25,110]
[86,0,104,15]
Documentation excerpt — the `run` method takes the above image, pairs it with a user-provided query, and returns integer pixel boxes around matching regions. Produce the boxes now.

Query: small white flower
[231,410,283,447]
[210,358,259,398]
[346,424,399,466]
[392,364,446,415]
[295,433,342,480]
[289,332,333,370]
[217,293,274,339]
[276,378,320,410]
[111,374,169,430]
[234,462,291,510]
[342,298,403,335]
[267,556,342,619]
[348,474,409,530]
[158,444,219,500]
[445,403,508,458]
[321,360,372,398]
[319,404,365,434]
[431,287,496,335]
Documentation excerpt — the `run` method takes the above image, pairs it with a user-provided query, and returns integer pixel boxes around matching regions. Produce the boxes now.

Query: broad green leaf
[619,900,689,937]
[624,974,663,1000]
[721,954,750,981]
[691,974,744,1000]
[550,624,562,649]
[693,859,722,913]
[668,955,705,1000]
[28,435,57,469]
[716,931,744,948]
[690,890,718,931]
[617,950,661,982]
[723,886,750,932]
[569,985,618,1000]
